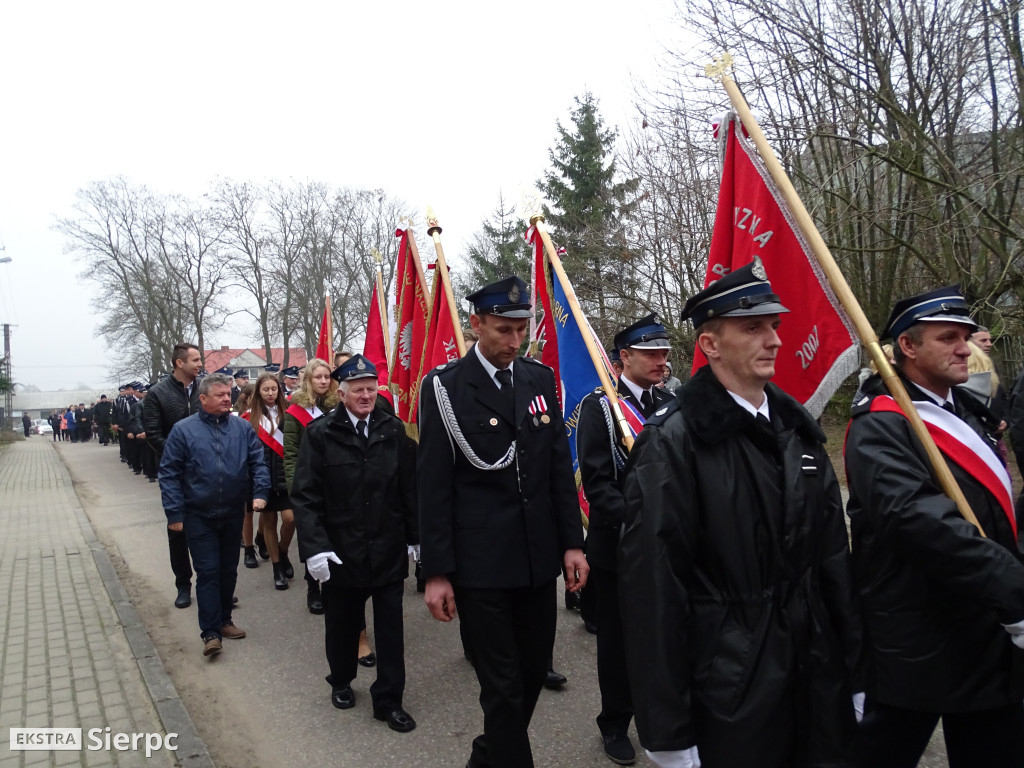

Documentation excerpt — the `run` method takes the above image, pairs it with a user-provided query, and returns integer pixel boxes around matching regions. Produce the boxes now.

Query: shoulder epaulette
[850,392,876,417]
[645,397,681,427]
[519,356,553,372]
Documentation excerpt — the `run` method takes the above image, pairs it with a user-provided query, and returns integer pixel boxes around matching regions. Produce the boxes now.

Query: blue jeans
[182,513,243,639]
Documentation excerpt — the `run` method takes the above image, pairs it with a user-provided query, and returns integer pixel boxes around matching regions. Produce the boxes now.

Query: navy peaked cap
[614,313,670,350]
[331,354,377,383]
[883,285,976,340]
[682,258,789,328]
[466,276,532,318]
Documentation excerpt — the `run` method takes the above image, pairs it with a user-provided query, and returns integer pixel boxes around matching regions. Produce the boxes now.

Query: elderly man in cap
[291,354,418,732]
[846,285,1024,767]
[619,260,861,768]
[418,275,588,768]
[577,313,674,765]
[281,366,301,397]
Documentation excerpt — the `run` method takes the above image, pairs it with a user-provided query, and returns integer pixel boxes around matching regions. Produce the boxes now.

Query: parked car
[33,419,53,435]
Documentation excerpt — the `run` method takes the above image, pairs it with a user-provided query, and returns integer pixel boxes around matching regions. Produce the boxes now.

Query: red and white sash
[285,403,321,429]
[241,412,285,458]
[870,396,1015,536]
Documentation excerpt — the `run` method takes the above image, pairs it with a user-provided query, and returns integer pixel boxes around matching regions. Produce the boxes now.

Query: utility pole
[2,323,11,432]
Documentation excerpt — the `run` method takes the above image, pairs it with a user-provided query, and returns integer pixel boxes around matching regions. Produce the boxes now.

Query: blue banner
[550,274,608,482]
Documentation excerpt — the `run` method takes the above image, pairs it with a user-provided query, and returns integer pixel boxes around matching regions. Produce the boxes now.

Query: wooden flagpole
[425,207,467,357]
[529,213,635,451]
[708,54,984,536]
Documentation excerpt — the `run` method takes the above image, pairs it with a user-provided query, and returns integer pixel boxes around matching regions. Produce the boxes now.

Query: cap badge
[751,256,767,281]
[508,282,521,303]
[356,358,366,371]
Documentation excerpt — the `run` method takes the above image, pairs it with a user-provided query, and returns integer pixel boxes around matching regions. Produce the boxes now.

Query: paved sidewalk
[0,438,209,768]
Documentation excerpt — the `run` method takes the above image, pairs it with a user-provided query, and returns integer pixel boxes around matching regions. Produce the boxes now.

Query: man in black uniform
[292,354,418,733]
[230,369,248,406]
[114,385,130,460]
[76,402,92,443]
[577,314,673,765]
[121,387,141,470]
[418,275,589,768]
[846,286,1024,767]
[281,365,300,398]
[94,394,113,445]
[144,343,202,609]
[619,261,861,768]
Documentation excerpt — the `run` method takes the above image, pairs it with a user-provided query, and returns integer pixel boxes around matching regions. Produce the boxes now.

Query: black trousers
[857,700,1024,768]
[97,422,110,445]
[126,437,142,472]
[167,524,194,589]
[322,578,405,711]
[456,580,557,768]
[118,429,127,459]
[591,565,633,738]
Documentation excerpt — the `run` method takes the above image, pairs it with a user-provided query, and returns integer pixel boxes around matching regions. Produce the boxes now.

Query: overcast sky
[0,0,683,391]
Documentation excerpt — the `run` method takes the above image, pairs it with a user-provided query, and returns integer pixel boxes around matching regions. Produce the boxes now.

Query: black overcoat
[291,402,418,589]
[846,373,1024,713]
[619,366,860,767]
[417,347,583,589]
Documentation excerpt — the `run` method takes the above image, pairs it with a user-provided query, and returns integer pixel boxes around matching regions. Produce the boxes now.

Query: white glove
[1003,618,1024,649]
[307,551,342,583]
[645,746,701,768]
[408,544,421,562]
[853,691,865,723]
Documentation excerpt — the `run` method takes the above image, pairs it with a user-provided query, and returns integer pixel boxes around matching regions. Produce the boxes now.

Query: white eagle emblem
[399,322,414,370]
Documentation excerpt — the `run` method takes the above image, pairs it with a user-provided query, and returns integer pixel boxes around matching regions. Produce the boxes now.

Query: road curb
[61,446,215,768]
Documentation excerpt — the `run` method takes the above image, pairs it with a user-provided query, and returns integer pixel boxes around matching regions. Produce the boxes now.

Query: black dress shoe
[358,652,376,667]
[584,618,599,635]
[307,581,324,614]
[279,552,294,579]
[543,668,567,689]
[174,587,191,609]
[331,686,355,709]
[373,707,416,733]
[243,546,259,569]
[602,734,636,765]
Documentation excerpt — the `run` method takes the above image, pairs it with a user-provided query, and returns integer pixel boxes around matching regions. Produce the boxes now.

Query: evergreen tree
[538,92,638,341]
[455,192,532,324]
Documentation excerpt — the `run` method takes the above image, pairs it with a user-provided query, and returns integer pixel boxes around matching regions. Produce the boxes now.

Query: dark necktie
[942,401,957,416]
[356,419,367,442]
[495,369,513,390]
[640,389,653,415]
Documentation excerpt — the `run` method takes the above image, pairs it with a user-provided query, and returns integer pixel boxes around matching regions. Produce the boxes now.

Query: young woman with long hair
[246,374,294,589]
[283,359,337,604]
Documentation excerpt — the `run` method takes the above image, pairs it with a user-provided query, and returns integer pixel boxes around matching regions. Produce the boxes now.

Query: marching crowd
[58,269,1024,768]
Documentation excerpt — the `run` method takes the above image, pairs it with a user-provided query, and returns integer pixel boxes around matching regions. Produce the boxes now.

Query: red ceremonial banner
[363,278,391,395]
[424,264,460,374]
[693,112,859,416]
[389,227,430,422]
[314,299,332,363]
[526,225,562,404]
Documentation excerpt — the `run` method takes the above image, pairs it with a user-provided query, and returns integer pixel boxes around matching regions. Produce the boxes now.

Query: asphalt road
[56,438,950,767]
[57,440,626,768]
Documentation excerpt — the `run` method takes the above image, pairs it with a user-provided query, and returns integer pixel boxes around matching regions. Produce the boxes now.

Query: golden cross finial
[704,52,734,81]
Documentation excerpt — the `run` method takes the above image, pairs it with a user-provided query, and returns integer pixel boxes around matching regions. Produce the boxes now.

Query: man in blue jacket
[159,372,271,658]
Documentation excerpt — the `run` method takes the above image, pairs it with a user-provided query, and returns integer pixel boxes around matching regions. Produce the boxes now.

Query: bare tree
[668,0,1024,337]
[57,178,192,379]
